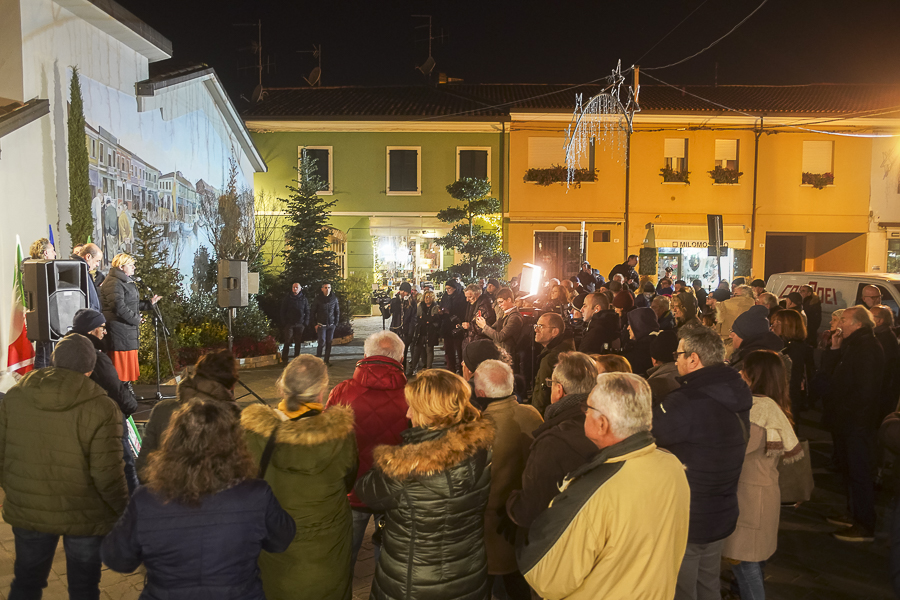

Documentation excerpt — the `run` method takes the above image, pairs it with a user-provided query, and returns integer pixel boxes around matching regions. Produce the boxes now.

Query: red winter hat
[613,290,634,310]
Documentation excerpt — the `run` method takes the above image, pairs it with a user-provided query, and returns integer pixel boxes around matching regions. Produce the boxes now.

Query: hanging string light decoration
[564,61,640,189]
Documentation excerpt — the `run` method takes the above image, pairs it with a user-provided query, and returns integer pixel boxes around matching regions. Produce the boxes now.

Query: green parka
[0,368,128,535]
[355,418,495,600]
[241,403,358,600]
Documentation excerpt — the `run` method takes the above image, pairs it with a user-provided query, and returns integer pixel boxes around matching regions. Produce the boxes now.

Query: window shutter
[664,138,686,159]
[802,141,833,173]
[715,139,738,161]
[389,149,418,192]
[459,150,488,180]
[528,137,568,169]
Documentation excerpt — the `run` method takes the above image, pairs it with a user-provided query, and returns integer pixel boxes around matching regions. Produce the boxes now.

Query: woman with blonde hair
[356,369,495,600]
[241,355,357,600]
[589,354,633,374]
[99,253,160,381]
[724,350,802,600]
[101,400,295,599]
[409,289,441,375]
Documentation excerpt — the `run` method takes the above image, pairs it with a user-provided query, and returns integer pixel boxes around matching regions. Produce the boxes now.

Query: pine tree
[66,67,93,246]
[280,153,341,297]
[131,213,184,333]
[433,178,510,283]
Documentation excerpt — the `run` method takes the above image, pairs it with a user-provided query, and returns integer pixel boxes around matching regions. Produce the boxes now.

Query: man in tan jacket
[716,284,756,358]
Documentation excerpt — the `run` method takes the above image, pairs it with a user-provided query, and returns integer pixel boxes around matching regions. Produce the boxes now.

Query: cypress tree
[66,67,93,246]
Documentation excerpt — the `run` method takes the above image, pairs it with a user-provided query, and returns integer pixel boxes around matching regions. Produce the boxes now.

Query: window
[90,139,96,158]
[298,146,333,194]
[664,138,688,172]
[457,147,490,181]
[99,143,104,164]
[593,230,611,243]
[802,140,833,176]
[386,147,421,195]
[715,139,739,170]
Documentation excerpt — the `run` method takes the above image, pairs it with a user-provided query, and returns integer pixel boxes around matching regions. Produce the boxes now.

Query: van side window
[855,284,899,319]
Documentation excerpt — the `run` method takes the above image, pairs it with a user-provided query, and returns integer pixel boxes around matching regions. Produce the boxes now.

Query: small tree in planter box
[802,172,834,189]
[708,166,742,184]
[660,166,690,184]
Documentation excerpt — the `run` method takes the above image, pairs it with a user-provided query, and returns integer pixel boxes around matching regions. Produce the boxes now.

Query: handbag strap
[257,409,323,479]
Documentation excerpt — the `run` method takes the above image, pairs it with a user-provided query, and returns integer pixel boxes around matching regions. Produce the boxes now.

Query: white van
[766,272,900,334]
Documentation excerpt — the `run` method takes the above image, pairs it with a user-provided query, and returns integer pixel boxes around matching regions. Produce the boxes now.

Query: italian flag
[7,236,34,375]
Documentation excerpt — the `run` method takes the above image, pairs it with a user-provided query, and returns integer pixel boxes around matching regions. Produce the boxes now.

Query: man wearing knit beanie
[462,339,502,381]
[727,305,787,371]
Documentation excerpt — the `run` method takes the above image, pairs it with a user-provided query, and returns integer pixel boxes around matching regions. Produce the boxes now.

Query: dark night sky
[117,0,900,104]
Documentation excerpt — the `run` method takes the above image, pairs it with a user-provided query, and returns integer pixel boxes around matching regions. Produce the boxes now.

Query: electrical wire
[643,0,770,72]
[635,0,711,65]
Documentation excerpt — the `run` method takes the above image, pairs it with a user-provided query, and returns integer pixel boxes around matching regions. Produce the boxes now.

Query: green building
[244,85,509,287]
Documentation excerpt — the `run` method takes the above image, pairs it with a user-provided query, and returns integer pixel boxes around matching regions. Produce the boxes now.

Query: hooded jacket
[507,393,598,529]
[136,373,237,478]
[578,309,619,354]
[355,419,494,600]
[652,363,752,544]
[0,368,128,535]
[65,331,137,417]
[531,332,576,416]
[716,293,756,356]
[623,308,661,376]
[100,266,150,351]
[101,479,295,600]
[327,356,408,509]
[518,432,690,600]
[241,404,358,600]
[727,331,786,372]
[647,361,681,404]
[312,291,340,326]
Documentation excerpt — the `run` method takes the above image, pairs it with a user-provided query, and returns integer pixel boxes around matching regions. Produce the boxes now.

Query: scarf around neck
[750,395,803,464]
[276,400,324,420]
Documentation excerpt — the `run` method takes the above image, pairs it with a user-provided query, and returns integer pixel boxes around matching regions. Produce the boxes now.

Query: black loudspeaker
[24,260,89,342]
[217,260,248,308]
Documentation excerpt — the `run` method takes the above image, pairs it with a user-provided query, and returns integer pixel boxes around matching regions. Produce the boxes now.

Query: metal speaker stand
[225,307,267,406]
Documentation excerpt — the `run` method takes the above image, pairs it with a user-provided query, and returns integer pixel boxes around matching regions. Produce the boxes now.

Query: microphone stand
[134,278,175,401]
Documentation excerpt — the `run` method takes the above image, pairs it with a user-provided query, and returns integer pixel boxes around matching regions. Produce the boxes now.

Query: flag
[48,224,55,248]
[7,236,34,376]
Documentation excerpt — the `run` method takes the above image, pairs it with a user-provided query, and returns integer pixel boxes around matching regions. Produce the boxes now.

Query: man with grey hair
[755,291,782,320]
[507,352,600,529]
[326,330,408,569]
[472,360,542,598]
[71,242,104,311]
[0,334,128,599]
[821,305,885,542]
[518,372,690,599]
[652,326,752,600]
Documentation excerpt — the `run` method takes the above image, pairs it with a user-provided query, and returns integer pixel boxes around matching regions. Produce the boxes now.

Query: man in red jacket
[326,330,408,572]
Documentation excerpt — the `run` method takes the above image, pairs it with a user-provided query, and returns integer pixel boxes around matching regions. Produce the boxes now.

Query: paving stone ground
[0,315,895,598]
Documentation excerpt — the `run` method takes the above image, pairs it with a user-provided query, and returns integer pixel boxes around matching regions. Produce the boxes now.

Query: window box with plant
[523,164,597,187]
[708,166,742,184]
[660,166,690,184]
[802,172,834,189]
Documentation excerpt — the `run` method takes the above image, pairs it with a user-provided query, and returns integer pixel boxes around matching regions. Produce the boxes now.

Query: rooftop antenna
[298,44,322,87]
[235,20,275,102]
[412,15,447,77]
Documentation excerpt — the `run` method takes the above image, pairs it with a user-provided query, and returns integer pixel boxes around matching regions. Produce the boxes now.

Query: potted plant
[708,166,742,184]
[802,172,834,189]
[524,164,598,187]
[660,166,690,184]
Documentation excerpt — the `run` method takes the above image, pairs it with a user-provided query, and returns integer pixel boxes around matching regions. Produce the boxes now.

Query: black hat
[732,277,746,286]
[71,308,106,334]
[399,281,412,293]
[750,279,766,288]
[650,330,679,363]
[487,278,501,289]
[51,333,97,373]
[732,305,770,340]
[712,289,731,302]
[462,339,501,374]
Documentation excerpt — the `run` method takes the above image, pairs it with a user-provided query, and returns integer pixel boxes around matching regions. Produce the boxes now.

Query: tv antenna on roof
[235,20,275,102]
[412,15,447,77]
[298,44,322,86]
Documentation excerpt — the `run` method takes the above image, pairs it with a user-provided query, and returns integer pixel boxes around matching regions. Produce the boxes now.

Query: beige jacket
[716,294,756,357]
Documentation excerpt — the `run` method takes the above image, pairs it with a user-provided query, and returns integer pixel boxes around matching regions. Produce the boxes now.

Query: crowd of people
[4,251,900,600]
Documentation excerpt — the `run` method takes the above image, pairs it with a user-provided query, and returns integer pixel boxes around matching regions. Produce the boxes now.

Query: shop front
[643,223,748,289]
[369,215,451,287]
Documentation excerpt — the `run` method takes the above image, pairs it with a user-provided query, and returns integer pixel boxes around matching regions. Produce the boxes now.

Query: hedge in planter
[524,165,597,187]
[708,166,742,184]
[802,172,834,189]
[660,167,690,184]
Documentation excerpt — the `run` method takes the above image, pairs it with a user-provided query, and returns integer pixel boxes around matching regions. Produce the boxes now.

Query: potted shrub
[802,172,834,189]
[708,166,742,184]
[660,166,690,184]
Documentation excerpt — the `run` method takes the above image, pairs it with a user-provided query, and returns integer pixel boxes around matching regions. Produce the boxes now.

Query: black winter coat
[782,339,815,415]
[312,292,340,326]
[355,419,494,600]
[652,364,752,544]
[439,284,467,336]
[803,297,823,345]
[65,332,137,417]
[101,480,295,600]
[100,267,150,352]
[579,310,620,354]
[463,295,496,344]
[727,331,785,372]
[820,327,885,433]
[388,294,409,334]
[414,303,441,347]
[280,291,309,328]
[623,333,654,377]
[875,326,900,421]
[71,254,101,311]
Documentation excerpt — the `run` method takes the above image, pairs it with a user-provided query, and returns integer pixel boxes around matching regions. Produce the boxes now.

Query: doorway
[765,235,805,279]
[534,231,587,282]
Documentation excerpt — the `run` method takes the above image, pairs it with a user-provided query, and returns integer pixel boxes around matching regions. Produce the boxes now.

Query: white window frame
[456,146,492,182]
[386,146,421,196]
[297,146,334,195]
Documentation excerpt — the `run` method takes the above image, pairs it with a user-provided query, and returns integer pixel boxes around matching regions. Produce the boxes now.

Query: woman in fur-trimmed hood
[355,369,495,600]
[241,355,358,600]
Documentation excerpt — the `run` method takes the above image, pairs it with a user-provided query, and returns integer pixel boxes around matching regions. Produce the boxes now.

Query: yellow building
[495,83,900,285]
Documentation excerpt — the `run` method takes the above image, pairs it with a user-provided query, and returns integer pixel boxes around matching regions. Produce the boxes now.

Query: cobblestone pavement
[0,316,895,598]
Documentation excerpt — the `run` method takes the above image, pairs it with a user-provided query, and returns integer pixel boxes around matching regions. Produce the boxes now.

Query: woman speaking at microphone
[100,253,160,381]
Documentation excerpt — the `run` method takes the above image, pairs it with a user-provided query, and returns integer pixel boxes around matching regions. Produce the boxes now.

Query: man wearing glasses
[652,326,752,600]
[518,373,690,600]
[531,313,575,416]
[860,285,883,310]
